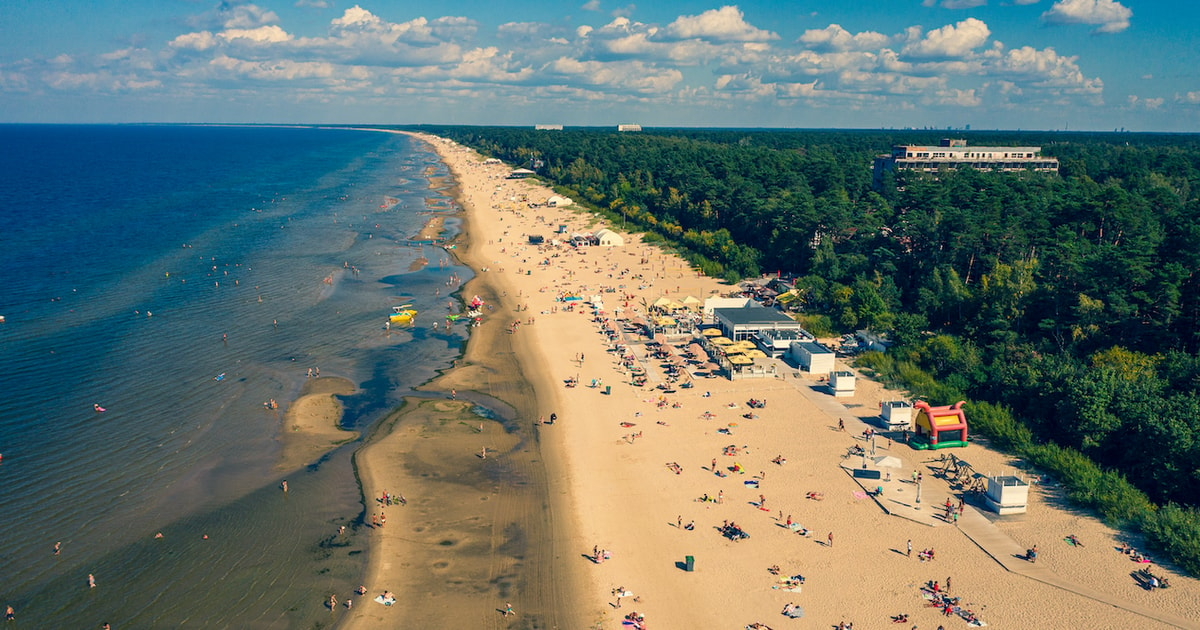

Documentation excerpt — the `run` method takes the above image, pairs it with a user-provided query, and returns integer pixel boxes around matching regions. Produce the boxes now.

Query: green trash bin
[685,555,695,571]
[605,385,612,395]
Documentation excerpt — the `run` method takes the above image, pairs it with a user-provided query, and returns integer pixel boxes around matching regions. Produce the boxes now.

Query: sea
[0,124,470,628]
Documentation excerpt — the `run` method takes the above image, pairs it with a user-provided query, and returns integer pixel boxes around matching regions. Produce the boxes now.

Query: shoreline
[341,131,588,629]
[343,130,1198,629]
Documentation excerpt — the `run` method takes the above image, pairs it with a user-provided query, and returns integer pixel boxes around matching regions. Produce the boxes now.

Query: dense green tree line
[405,125,1200,570]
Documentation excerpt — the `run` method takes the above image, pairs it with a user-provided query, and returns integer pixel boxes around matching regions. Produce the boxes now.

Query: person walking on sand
[503,602,514,617]
[827,532,834,547]
[907,539,912,558]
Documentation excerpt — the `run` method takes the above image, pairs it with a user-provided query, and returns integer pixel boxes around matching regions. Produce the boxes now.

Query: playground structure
[910,400,968,450]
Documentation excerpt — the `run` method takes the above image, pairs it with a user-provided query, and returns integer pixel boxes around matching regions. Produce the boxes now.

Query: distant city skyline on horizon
[1,1,1197,132]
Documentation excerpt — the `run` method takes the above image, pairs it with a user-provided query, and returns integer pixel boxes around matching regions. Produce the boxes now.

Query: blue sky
[1,0,1196,130]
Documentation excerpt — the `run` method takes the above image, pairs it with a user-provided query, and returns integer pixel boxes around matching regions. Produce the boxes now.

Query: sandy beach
[342,132,1199,629]
[277,376,358,472]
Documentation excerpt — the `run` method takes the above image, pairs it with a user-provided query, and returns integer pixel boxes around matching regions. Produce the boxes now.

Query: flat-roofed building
[873,138,1058,189]
[791,340,834,373]
[618,124,642,132]
[535,124,563,130]
[713,307,803,341]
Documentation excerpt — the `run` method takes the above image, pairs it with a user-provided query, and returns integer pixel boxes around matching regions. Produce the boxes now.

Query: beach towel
[772,585,802,593]
[374,595,396,606]
[852,490,868,499]
[784,606,804,618]
[744,480,759,487]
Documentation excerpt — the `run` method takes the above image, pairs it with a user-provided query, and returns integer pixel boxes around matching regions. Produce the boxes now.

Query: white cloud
[1176,92,1200,105]
[1042,0,1131,33]
[1126,95,1163,110]
[1013,0,1040,4]
[799,25,890,52]
[209,54,365,83]
[545,57,682,93]
[923,0,988,8]
[220,25,293,45]
[331,6,384,30]
[220,3,279,29]
[612,4,636,18]
[936,88,981,106]
[45,71,102,90]
[447,47,534,83]
[662,6,777,42]
[902,18,990,59]
[171,31,219,51]
[581,0,601,10]
[295,0,330,7]
[991,45,1098,91]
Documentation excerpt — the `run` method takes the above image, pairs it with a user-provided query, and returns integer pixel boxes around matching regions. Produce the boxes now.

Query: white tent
[546,195,573,207]
[594,228,625,246]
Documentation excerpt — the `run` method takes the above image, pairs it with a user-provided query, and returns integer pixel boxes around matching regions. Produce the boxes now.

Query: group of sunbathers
[720,520,749,541]
[665,462,683,474]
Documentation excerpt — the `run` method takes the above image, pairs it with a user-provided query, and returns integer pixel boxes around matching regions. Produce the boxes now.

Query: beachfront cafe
[712,307,804,341]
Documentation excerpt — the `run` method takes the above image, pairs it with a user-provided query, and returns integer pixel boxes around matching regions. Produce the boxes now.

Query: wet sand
[277,376,358,472]
[342,133,586,629]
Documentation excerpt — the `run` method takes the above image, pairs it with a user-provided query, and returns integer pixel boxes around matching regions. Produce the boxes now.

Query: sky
[0,0,1197,131]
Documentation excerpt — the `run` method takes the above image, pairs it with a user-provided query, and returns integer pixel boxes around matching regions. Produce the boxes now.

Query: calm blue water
[0,125,469,628]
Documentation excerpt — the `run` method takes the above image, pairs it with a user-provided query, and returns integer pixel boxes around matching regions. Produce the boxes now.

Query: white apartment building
[873,138,1058,188]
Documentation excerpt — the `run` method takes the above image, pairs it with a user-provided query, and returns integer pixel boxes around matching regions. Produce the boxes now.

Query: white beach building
[594,228,625,246]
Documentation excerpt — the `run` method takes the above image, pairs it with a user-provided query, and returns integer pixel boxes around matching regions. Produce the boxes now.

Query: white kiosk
[829,371,856,398]
[881,401,913,430]
[984,475,1029,515]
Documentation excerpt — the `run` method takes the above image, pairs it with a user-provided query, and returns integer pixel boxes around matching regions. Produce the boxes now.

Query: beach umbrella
[702,328,722,337]
[652,296,674,308]
[682,295,702,307]
[711,336,734,346]
[872,455,903,469]
[703,362,721,372]
[688,343,705,355]
[728,355,753,365]
[744,349,768,359]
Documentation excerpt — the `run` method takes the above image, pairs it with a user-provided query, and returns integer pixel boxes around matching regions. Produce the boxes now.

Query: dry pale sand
[345,132,1199,630]
[276,376,358,472]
